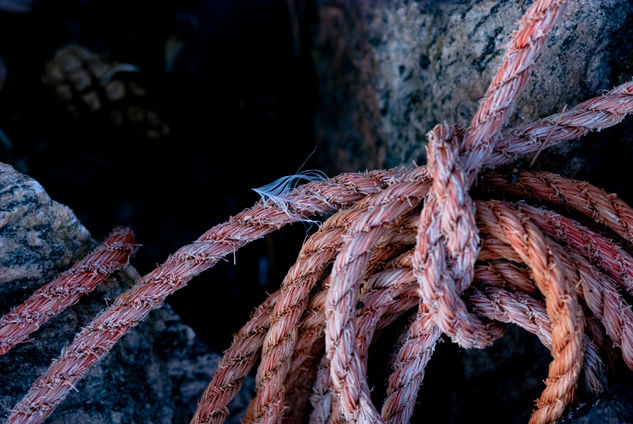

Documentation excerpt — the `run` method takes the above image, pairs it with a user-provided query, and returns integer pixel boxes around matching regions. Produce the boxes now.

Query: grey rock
[313,0,633,172]
[0,162,251,423]
[0,162,92,287]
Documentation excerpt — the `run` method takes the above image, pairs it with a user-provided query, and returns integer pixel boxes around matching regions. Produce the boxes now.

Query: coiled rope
[7,1,633,423]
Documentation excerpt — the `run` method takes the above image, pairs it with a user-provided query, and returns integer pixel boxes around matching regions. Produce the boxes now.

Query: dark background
[0,0,319,351]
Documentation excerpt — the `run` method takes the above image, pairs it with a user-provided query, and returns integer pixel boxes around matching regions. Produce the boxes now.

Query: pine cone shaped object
[42,45,169,141]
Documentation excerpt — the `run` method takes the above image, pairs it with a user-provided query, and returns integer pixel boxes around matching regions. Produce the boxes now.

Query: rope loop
[415,123,501,348]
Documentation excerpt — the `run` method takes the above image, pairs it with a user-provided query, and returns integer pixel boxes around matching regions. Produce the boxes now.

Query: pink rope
[488,81,633,168]
[5,170,404,424]
[246,170,429,424]
[0,227,136,356]
[11,0,633,422]
[392,2,571,423]
[324,178,430,423]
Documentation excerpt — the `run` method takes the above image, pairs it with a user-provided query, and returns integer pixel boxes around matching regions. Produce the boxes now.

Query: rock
[0,162,251,423]
[0,162,92,287]
[312,0,633,172]
[559,379,633,423]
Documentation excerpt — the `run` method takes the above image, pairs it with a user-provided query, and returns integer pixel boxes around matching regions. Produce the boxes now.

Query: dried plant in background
[43,45,169,141]
[5,0,633,423]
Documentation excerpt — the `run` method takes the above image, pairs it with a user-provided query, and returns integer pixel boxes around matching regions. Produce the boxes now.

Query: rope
[0,227,136,356]
[8,1,633,423]
[6,170,402,424]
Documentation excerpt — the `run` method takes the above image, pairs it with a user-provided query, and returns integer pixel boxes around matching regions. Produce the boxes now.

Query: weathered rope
[387,2,572,423]
[245,172,429,424]
[489,81,633,169]
[324,178,434,423]
[0,227,136,356]
[8,0,633,423]
[6,170,406,424]
[479,201,585,424]
[191,290,279,424]
[480,170,633,244]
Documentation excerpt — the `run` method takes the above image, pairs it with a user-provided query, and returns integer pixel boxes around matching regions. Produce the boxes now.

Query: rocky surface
[312,0,633,422]
[313,0,633,173]
[559,379,633,423]
[0,162,251,423]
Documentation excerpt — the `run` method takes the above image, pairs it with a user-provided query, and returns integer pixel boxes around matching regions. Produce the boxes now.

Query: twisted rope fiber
[489,81,633,169]
[272,78,633,424]
[305,241,607,424]
[480,170,633,245]
[323,177,451,424]
[294,75,633,421]
[247,179,434,423]
[196,210,422,424]
[203,203,595,423]
[10,89,633,424]
[385,1,575,423]
[516,203,633,295]
[245,174,430,424]
[12,96,633,423]
[479,208,633,377]
[242,204,417,424]
[0,227,137,356]
[286,199,619,423]
[235,71,630,422]
[9,156,632,424]
[382,200,586,424]
[478,201,585,423]
[190,290,279,424]
[9,0,633,422]
[6,170,408,424]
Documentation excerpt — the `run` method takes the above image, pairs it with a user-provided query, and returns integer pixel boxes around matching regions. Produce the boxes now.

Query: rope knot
[415,122,502,349]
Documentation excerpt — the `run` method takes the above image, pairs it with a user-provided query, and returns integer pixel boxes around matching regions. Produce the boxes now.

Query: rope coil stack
[5,0,633,423]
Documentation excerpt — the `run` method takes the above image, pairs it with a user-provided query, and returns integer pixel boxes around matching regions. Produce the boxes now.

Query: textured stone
[313,0,633,172]
[0,162,92,286]
[0,162,250,423]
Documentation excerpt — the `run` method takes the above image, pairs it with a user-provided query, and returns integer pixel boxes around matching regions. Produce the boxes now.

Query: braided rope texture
[0,227,137,356]
[6,1,633,423]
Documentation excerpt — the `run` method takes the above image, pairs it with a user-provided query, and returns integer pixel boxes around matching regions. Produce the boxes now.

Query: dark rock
[0,162,251,423]
[559,380,633,423]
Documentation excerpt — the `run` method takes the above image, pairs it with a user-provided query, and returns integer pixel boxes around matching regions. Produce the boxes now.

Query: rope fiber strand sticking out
[7,1,633,424]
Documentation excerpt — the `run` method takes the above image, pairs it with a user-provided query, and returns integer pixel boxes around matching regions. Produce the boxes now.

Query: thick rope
[489,81,633,168]
[308,245,604,424]
[515,203,633,295]
[11,0,633,422]
[480,170,633,244]
[477,201,584,424]
[387,2,570,423]
[0,227,136,356]
[246,170,428,424]
[324,178,431,423]
[6,170,405,424]
[190,290,279,424]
